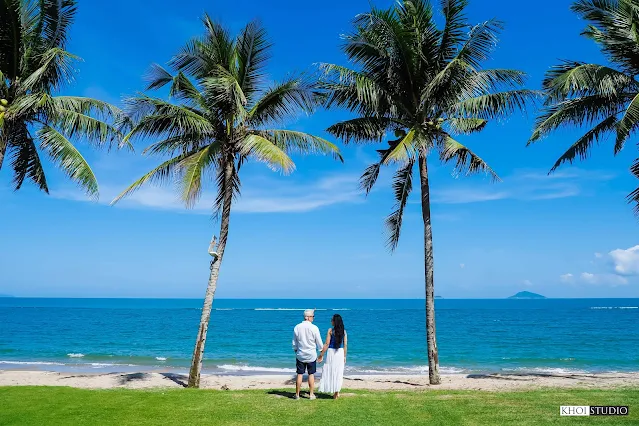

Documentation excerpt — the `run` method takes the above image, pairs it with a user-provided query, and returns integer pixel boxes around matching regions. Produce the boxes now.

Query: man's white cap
[304,309,314,317]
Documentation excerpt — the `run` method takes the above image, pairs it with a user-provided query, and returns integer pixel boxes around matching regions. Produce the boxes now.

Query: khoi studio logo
[560,406,629,416]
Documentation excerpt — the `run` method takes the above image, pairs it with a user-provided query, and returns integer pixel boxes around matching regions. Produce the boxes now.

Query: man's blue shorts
[296,359,317,375]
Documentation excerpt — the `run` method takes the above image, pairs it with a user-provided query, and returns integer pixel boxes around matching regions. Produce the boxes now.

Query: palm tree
[530,0,639,213]
[0,0,126,196]
[321,0,533,384]
[112,16,342,388]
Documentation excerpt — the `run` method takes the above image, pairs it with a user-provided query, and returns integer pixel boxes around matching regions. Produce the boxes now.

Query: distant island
[508,291,546,299]
[435,296,443,299]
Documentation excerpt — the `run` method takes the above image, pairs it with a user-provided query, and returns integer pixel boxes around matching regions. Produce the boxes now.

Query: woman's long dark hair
[332,314,345,348]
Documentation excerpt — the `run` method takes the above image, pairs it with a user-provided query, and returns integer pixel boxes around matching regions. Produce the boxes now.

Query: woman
[317,314,347,399]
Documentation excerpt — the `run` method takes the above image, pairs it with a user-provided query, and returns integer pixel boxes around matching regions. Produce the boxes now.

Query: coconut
[0,105,6,112]
[0,99,7,106]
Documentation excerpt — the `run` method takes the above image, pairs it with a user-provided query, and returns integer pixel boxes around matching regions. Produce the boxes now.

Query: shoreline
[1,360,634,377]
[1,369,638,391]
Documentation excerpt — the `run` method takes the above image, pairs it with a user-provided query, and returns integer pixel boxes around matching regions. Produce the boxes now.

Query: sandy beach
[1,370,638,391]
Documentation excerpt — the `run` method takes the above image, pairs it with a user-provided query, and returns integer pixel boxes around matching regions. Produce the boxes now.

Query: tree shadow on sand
[160,373,188,387]
[466,373,627,381]
[117,373,151,385]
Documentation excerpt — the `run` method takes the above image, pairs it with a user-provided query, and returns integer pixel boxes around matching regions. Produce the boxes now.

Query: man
[292,309,323,400]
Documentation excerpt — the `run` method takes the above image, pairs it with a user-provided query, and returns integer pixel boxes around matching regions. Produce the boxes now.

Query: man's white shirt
[292,321,323,363]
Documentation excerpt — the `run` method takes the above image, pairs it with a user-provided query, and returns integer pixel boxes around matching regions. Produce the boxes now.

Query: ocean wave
[216,364,294,373]
[155,357,167,361]
[346,365,466,375]
[591,306,638,309]
[500,367,588,375]
[254,308,328,311]
[0,360,65,366]
[67,353,85,358]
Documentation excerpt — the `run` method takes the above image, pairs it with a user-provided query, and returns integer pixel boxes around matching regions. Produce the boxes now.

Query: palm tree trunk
[187,159,234,388]
[418,154,441,385]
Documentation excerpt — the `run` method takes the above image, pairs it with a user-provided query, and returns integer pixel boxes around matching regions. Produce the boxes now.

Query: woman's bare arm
[318,329,331,362]
[343,332,348,364]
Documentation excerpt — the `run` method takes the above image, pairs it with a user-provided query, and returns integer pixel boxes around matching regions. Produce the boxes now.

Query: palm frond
[248,76,316,126]
[319,63,396,115]
[142,134,208,156]
[235,20,271,100]
[385,158,415,251]
[383,128,417,164]
[438,135,499,181]
[360,162,382,195]
[0,0,22,80]
[530,93,627,142]
[327,117,397,144]
[549,115,617,172]
[200,66,248,119]
[213,158,241,217]
[144,64,174,90]
[256,130,342,161]
[170,14,234,79]
[615,92,639,152]
[446,117,487,134]
[437,0,469,65]
[178,143,220,208]
[21,47,78,92]
[238,134,295,174]
[123,96,214,142]
[454,19,503,69]
[111,151,195,205]
[38,125,98,197]
[454,89,537,120]
[168,72,206,109]
[542,61,638,103]
[10,136,48,192]
[39,0,76,49]
[628,156,639,215]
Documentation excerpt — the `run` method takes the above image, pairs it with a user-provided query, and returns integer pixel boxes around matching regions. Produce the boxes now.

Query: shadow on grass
[267,390,333,400]
[160,373,188,388]
[344,377,423,387]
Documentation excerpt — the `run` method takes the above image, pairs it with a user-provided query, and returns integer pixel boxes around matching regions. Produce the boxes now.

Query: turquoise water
[0,298,637,375]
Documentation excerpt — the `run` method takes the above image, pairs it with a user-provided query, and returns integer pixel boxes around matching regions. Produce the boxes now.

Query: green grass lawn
[0,387,637,425]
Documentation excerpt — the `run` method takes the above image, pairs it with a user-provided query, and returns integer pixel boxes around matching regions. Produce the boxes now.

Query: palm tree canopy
[0,0,127,197]
[113,16,342,212]
[529,0,639,213]
[322,0,533,249]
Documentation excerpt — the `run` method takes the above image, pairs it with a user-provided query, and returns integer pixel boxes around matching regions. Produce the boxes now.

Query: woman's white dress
[318,332,345,393]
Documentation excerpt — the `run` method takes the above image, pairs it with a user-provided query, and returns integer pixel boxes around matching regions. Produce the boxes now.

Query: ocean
[0,298,637,375]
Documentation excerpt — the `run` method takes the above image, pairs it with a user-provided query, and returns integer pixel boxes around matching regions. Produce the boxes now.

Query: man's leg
[308,361,317,399]
[295,359,304,398]
[308,373,315,396]
[295,374,303,397]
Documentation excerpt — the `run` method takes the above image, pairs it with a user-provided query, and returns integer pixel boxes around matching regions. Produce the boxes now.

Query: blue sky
[1,0,638,299]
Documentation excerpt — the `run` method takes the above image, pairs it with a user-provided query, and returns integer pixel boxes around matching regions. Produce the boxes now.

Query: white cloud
[579,272,628,286]
[459,263,465,269]
[559,273,574,283]
[608,245,639,276]
[523,279,532,286]
[52,173,362,214]
[559,245,639,287]
[430,168,615,204]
